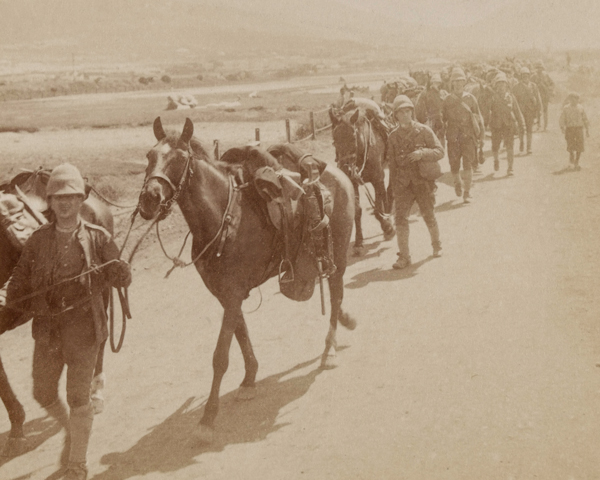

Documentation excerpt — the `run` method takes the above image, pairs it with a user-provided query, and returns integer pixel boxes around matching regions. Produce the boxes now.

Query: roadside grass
[0,89,336,131]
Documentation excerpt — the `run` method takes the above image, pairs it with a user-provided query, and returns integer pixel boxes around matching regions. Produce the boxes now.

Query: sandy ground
[1,102,600,480]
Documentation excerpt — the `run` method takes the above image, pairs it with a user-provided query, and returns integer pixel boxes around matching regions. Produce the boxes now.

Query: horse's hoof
[194,424,215,444]
[383,229,396,241]
[353,246,365,257]
[235,386,257,401]
[339,312,357,331]
[1,436,29,457]
[320,353,338,370]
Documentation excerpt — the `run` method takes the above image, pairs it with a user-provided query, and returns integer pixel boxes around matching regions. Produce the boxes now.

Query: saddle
[0,189,47,251]
[221,146,335,302]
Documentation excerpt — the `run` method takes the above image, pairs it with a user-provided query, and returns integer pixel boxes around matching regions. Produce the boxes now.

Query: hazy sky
[340,0,512,27]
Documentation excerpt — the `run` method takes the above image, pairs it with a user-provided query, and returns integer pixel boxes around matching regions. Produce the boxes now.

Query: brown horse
[329,107,395,255]
[0,168,113,456]
[137,117,356,443]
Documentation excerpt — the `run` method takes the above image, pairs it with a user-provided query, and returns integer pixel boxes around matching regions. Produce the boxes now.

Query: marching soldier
[488,73,525,176]
[513,67,542,155]
[442,68,485,203]
[386,95,444,270]
[531,61,555,131]
[5,164,131,480]
[415,73,447,145]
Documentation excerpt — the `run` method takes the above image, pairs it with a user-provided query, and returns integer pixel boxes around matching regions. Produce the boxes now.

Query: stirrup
[278,259,294,283]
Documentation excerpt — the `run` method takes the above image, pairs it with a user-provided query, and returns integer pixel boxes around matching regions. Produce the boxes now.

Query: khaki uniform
[442,92,484,193]
[415,87,446,145]
[489,90,525,172]
[386,121,444,262]
[513,81,542,152]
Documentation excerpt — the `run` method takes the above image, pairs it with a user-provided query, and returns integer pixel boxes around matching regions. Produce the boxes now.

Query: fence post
[255,127,260,143]
[213,139,220,160]
[310,111,316,140]
[285,119,291,143]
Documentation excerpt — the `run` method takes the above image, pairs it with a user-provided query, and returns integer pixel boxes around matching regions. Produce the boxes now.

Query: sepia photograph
[0,1,599,478]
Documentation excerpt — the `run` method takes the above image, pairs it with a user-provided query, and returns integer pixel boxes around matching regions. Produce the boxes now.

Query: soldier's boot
[569,151,575,167]
[428,223,442,258]
[526,134,533,155]
[452,173,463,197]
[493,152,500,172]
[507,149,515,176]
[65,403,93,480]
[44,399,70,466]
[575,152,582,171]
[462,170,473,203]
[519,135,524,153]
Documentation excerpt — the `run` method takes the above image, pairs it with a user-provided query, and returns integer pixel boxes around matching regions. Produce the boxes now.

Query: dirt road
[1,102,600,479]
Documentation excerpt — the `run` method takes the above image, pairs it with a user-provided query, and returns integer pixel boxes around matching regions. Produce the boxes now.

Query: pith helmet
[494,72,508,86]
[450,68,466,82]
[392,95,414,112]
[430,73,442,84]
[520,67,531,75]
[47,163,86,197]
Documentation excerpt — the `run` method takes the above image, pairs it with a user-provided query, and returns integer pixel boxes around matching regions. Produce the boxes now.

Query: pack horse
[137,117,357,442]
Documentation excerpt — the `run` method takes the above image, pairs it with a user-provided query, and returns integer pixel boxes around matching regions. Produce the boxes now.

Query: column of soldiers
[375,58,557,268]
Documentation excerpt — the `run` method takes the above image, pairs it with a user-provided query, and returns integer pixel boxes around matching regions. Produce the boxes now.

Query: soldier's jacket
[415,88,445,127]
[512,81,542,117]
[6,220,124,345]
[386,120,444,187]
[531,71,554,102]
[442,92,484,140]
[488,90,525,132]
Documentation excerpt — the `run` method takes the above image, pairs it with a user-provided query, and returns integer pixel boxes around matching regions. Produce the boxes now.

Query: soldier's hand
[113,260,132,288]
[406,149,423,163]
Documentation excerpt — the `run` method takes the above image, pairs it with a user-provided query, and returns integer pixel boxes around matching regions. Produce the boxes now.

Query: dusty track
[1,103,600,479]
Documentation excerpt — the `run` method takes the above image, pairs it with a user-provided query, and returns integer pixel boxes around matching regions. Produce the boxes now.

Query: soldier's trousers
[520,113,535,152]
[447,133,477,174]
[393,181,440,260]
[491,127,515,170]
[32,308,99,410]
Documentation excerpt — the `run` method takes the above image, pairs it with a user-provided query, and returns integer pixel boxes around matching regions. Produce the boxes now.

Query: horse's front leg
[0,355,28,457]
[352,182,365,256]
[321,270,356,369]
[197,303,242,444]
[234,314,258,401]
[372,179,395,241]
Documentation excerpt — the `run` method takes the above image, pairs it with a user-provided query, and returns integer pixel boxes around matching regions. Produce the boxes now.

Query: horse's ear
[153,117,166,141]
[266,144,284,158]
[179,118,194,146]
[350,109,360,125]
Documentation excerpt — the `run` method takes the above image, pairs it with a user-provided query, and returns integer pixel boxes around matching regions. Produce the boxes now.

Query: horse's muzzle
[138,179,165,220]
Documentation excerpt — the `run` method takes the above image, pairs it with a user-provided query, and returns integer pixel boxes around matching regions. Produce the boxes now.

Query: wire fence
[212,106,333,159]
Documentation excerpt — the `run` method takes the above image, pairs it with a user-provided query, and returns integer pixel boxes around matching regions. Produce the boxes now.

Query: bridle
[142,145,195,219]
[137,144,237,278]
[333,117,372,183]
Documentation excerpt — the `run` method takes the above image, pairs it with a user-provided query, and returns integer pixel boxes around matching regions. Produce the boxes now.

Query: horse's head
[138,117,201,220]
[330,108,363,174]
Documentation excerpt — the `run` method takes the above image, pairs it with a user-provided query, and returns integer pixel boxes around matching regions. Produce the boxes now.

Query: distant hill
[0,0,598,67]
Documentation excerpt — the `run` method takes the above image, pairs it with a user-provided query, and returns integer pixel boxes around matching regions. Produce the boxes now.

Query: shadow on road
[91,357,325,480]
[347,239,392,267]
[474,173,511,183]
[552,167,574,175]
[345,256,434,289]
[0,415,61,469]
